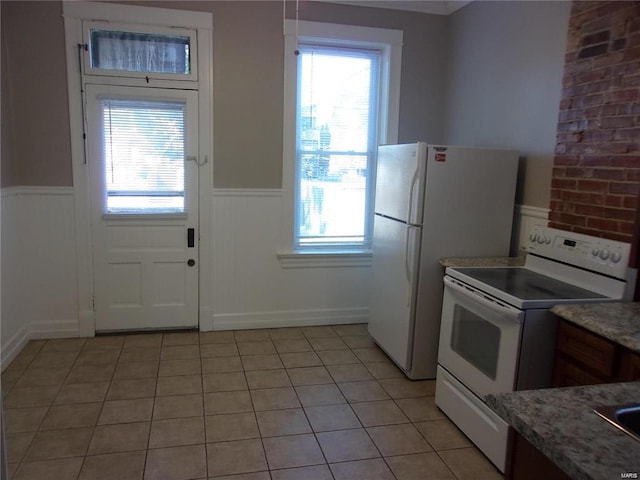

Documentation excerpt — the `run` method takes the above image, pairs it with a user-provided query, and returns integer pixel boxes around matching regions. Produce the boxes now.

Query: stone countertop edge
[486,382,640,480]
[550,302,640,354]
[440,252,527,268]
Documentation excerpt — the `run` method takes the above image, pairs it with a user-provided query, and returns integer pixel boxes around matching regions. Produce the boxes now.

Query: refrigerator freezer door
[375,143,427,225]
[368,214,422,373]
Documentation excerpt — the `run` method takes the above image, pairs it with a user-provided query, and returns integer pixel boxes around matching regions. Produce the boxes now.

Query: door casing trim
[63,2,213,335]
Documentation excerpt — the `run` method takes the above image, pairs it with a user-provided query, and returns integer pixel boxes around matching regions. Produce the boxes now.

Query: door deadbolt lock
[187,259,196,267]
[187,228,195,248]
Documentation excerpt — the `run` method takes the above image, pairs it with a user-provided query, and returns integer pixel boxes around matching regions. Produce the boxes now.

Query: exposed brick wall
[550,1,640,243]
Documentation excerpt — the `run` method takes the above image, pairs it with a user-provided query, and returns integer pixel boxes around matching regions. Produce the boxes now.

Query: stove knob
[529,233,537,243]
[537,236,545,244]
[611,251,622,263]
[544,236,552,244]
[599,249,610,260]
[592,248,600,256]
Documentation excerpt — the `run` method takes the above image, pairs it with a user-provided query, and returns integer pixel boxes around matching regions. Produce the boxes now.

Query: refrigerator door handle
[404,227,411,290]
[404,226,416,306]
[406,167,420,226]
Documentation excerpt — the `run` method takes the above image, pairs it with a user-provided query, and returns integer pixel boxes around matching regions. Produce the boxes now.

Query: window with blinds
[295,44,380,248]
[101,98,186,214]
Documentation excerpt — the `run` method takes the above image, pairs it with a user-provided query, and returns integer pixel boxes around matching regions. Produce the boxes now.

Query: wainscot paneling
[1,187,80,368]
[211,189,371,330]
[0,185,549,367]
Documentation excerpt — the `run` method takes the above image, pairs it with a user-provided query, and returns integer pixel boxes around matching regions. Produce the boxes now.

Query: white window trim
[277,251,373,269]
[280,20,402,267]
[63,1,214,334]
[64,1,212,29]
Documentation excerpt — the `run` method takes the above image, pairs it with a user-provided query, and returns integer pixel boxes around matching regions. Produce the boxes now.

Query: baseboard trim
[213,307,368,331]
[1,323,31,370]
[77,310,96,337]
[29,320,80,339]
[199,306,214,332]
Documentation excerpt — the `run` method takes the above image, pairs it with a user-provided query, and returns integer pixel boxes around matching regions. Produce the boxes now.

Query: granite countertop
[440,251,526,268]
[551,302,640,354]
[487,382,640,480]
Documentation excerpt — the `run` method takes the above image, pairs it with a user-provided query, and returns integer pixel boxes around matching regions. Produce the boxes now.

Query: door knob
[187,259,196,267]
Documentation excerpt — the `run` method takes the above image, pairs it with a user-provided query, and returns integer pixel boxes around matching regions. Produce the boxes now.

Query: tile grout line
[4,326,500,480]
[339,332,399,480]
[12,338,84,475]
[279,339,335,479]
[197,333,209,479]
[240,334,270,478]
[76,336,123,480]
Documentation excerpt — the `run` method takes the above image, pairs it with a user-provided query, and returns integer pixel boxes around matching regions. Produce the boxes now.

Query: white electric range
[435,225,637,472]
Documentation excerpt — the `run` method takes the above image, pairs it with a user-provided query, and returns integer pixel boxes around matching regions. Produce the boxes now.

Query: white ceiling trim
[318,1,472,16]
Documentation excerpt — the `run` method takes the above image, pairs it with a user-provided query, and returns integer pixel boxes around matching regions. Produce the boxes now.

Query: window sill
[277,250,372,268]
[102,213,188,221]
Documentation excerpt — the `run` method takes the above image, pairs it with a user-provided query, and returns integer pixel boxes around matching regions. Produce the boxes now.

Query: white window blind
[295,44,380,248]
[101,98,186,214]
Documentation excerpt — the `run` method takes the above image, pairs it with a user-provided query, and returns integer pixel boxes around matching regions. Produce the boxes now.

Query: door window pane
[101,98,186,214]
[296,45,379,247]
[450,305,501,380]
[90,30,190,75]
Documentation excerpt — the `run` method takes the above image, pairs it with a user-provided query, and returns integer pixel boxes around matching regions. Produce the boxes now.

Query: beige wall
[209,1,285,188]
[159,1,286,189]
[0,1,572,200]
[0,0,448,189]
[292,1,449,146]
[444,1,571,208]
[1,1,72,187]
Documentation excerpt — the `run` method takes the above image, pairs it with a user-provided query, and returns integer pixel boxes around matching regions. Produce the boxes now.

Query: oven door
[438,275,524,397]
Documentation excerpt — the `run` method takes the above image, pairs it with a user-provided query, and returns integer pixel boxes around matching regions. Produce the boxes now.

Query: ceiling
[319,1,472,15]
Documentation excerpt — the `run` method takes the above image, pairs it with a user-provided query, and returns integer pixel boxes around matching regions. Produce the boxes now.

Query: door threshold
[95,327,199,336]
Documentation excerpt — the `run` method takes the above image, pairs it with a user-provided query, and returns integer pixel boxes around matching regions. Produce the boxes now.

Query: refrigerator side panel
[368,215,422,372]
[375,143,427,224]
[421,146,518,256]
[410,146,519,379]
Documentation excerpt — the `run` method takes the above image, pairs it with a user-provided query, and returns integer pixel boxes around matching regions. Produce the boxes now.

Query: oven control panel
[527,225,632,279]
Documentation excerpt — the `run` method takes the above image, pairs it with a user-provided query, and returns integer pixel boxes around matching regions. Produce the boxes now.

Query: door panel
[86,84,199,332]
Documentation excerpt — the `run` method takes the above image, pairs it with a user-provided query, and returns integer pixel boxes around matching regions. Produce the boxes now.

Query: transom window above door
[83,22,198,81]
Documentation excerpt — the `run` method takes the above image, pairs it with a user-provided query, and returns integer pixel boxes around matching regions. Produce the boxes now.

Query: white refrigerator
[368,143,519,380]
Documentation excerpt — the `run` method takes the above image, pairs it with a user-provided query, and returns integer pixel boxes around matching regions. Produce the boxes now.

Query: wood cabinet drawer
[619,349,640,381]
[556,321,617,378]
[506,430,571,480]
[553,356,607,387]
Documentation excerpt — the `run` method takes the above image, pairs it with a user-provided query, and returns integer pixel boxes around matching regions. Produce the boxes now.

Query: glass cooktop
[452,267,606,301]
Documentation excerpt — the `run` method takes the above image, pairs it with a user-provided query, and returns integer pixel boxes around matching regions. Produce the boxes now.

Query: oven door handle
[444,276,524,323]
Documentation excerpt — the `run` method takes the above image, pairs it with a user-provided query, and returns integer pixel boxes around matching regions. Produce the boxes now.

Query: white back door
[86,84,199,332]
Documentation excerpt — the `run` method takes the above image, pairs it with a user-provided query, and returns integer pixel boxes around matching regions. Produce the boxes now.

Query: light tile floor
[1,324,503,480]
